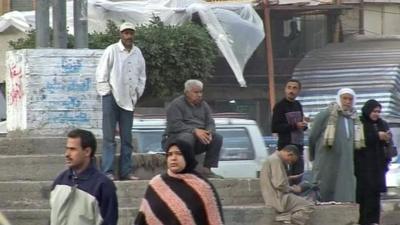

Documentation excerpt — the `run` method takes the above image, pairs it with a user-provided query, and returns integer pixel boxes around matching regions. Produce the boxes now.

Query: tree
[9,19,218,98]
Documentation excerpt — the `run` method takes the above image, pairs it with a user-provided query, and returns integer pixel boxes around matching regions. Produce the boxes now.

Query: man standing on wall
[96,22,146,180]
[271,79,307,184]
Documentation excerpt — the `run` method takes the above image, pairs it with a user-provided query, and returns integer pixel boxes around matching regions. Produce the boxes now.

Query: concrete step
[382,199,400,225]
[0,136,147,155]
[0,155,64,181]
[0,179,262,209]
[0,137,70,155]
[1,204,360,225]
[0,137,129,155]
[0,154,167,181]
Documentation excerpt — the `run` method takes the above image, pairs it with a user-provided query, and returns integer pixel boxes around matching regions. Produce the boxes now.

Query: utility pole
[35,0,50,48]
[358,0,364,34]
[263,0,276,112]
[73,0,88,48]
[52,0,67,48]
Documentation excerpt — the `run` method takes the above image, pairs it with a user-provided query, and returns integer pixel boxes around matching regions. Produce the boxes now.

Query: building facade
[0,0,34,15]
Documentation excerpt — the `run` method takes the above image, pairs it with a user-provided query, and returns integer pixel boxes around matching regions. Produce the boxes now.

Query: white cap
[119,22,136,32]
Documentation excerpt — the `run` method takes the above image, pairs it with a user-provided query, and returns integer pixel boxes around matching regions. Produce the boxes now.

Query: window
[132,129,163,153]
[218,128,255,161]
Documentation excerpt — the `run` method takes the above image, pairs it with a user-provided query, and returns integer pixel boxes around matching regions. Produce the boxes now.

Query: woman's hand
[378,131,391,142]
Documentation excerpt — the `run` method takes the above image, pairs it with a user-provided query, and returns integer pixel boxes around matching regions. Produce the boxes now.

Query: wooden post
[263,0,276,112]
[381,5,384,34]
[333,0,342,42]
[1,0,11,14]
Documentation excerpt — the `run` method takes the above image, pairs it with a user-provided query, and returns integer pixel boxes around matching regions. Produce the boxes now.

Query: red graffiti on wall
[9,64,24,105]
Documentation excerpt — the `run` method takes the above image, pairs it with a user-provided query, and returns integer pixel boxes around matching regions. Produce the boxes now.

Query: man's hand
[194,128,212,144]
[290,185,302,193]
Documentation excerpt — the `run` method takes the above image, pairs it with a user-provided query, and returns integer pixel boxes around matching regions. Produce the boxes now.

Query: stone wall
[6,49,104,136]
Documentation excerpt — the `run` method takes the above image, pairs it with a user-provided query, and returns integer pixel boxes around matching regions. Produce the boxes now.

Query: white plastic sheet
[0,0,265,87]
[0,11,34,32]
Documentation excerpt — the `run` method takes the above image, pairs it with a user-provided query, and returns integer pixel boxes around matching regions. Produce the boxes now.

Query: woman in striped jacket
[134,140,224,225]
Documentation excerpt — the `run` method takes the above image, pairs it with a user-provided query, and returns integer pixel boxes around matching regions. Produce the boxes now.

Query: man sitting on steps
[163,79,223,178]
[260,145,314,225]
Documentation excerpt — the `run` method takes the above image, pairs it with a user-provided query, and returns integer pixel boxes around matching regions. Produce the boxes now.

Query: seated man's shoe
[120,174,140,180]
[198,167,223,179]
[203,171,224,179]
[105,173,115,181]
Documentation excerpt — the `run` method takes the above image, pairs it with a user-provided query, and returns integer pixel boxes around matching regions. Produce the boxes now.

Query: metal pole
[73,0,88,48]
[358,0,364,34]
[35,0,50,48]
[52,0,67,48]
[263,0,276,112]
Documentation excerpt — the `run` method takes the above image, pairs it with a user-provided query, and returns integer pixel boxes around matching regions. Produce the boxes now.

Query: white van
[132,117,267,178]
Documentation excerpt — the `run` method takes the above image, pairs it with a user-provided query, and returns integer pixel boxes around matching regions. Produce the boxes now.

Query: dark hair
[67,129,97,157]
[286,79,302,89]
[282,144,300,157]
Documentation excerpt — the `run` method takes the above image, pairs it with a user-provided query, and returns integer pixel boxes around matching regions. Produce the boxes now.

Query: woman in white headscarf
[309,88,365,202]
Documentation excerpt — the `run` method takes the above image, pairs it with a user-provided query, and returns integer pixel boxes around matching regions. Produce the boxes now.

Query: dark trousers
[164,132,223,168]
[101,94,133,178]
[356,181,381,225]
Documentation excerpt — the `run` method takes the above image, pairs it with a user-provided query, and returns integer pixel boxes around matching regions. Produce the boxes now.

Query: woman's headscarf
[166,140,198,173]
[361,99,382,121]
[336,87,356,110]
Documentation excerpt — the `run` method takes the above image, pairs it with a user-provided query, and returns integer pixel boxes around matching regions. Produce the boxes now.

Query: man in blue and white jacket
[50,129,118,225]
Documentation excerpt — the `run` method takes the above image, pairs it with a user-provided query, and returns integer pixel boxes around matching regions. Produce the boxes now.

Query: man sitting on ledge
[163,79,223,178]
[260,145,314,225]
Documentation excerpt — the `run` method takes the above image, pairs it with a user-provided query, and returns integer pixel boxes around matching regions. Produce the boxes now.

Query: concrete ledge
[0,155,64,181]
[1,204,359,225]
[381,199,400,225]
[0,154,167,181]
[0,137,68,155]
[0,179,262,209]
[0,137,135,155]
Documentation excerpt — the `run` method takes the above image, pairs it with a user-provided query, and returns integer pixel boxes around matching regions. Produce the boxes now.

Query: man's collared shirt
[96,40,146,111]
